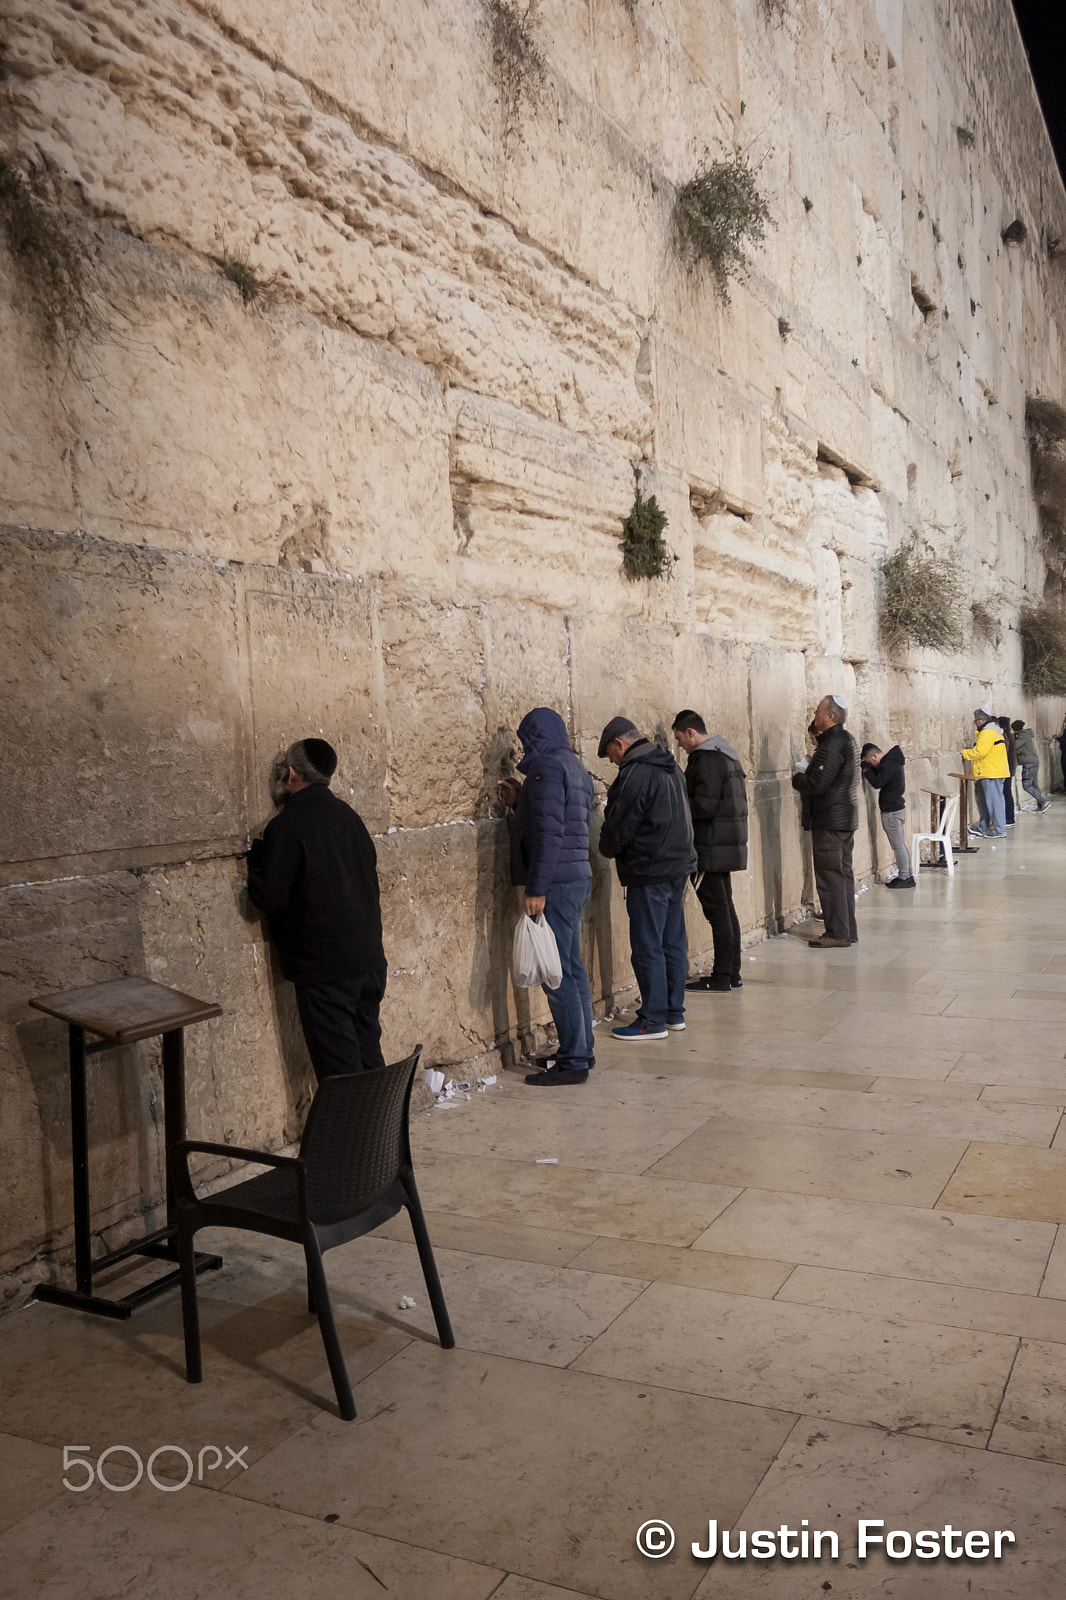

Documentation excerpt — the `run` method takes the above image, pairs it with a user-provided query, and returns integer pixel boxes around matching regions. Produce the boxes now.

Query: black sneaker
[524,1064,589,1086]
[730,976,743,988]
[686,975,731,992]
[887,876,916,888]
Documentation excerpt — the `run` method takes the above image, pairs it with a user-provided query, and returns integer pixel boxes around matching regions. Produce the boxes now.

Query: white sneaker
[666,1021,686,1032]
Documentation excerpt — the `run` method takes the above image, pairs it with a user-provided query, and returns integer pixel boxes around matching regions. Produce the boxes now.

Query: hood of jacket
[620,738,678,772]
[517,707,570,770]
[879,745,905,769]
[697,733,741,762]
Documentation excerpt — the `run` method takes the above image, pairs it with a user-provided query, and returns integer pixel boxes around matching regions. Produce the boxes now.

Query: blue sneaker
[611,1022,668,1041]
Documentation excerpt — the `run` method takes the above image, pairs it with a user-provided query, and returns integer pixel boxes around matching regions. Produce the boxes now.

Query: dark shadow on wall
[755,735,784,934]
[469,727,530,1069]
[586,805,617,1013]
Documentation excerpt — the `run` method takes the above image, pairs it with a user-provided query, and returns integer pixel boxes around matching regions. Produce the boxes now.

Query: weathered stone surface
[0,528,244,867]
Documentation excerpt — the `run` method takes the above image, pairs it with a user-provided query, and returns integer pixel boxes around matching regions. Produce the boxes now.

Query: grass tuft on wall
[879,534,964,653]
[0,158,100,347]
[1020,603,1066,695]
[674,150,772,303]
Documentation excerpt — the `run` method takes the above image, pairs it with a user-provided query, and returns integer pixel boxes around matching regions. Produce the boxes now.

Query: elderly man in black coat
[792,695,860,949]
[672,709,748,992]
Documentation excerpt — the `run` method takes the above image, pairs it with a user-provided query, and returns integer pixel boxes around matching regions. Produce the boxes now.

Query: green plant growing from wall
[878,533,965,653]
[213,243,264,305]
[674,148,772,303]
[487,0,546,138]
[0,158,101,348]
[1019,602,1066,694]
[621,466,671,581]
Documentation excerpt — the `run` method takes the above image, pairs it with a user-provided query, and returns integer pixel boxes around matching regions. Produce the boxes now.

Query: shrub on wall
[878,534,964,653]
[621,466,671,581]
[970,598,1001,646]
[1020,602,1066,694]
[0,158,100,347]
[673,150,772,303]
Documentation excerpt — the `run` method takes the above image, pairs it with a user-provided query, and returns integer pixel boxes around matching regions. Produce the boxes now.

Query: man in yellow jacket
[962,707,1010,838]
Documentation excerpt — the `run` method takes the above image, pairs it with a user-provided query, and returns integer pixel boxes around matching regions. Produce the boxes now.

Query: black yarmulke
[303,737,338,778]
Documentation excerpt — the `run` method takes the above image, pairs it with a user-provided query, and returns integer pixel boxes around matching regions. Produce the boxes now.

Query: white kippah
[977,705,993,717]
[830,693,849,710]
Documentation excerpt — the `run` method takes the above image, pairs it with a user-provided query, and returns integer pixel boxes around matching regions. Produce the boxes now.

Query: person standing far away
[1058,712,1066,792]
[997,716,1017,826]
[962,708,1009,839]
[860,742,915,888]
[1012,720,1051,812]
[596,717,698,1041]
[671,709,748,992]
[791,695,860,948]
[497,708,597,1088]
[247,738,387,1080]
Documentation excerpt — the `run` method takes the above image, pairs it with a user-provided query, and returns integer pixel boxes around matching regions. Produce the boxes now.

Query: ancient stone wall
[2,0,1064,1301]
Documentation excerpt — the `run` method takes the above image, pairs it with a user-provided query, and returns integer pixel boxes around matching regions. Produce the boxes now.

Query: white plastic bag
[512,913,563,990]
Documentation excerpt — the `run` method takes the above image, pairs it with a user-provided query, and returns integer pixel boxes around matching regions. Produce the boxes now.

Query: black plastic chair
[168,1047,454,1421]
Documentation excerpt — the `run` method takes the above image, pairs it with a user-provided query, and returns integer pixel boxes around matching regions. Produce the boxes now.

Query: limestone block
[691,509,818,648]
[3,232,455,577]
[446,390,635,611]
[379,596,486,830]
[243,569,388,834]
[748,772,809,933]
[748,647,810,779]
[377,822,547,1072]
[568,614,682,765]
[0,527,244,868]
[763,407,819,537]
[479,605,571,765]
[651,328,765,511]
[811,546,845,660]
[7,0,646,450]
[672,634,751,767]
[0,873,150,1270]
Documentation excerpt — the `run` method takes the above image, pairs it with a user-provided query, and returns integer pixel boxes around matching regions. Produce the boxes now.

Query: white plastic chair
[910,794,959,878]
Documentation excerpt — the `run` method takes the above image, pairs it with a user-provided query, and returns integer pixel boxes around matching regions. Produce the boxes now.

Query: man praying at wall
[791,695,860,949]
[247,738,387,1079]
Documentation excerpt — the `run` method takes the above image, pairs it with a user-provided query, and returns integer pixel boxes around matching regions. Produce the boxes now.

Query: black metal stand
[34,1024,221,1319]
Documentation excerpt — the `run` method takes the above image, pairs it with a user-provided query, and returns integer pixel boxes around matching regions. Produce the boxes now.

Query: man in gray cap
[791,695,859,949]
[248,738,387,1078]
[597,718,698,1040]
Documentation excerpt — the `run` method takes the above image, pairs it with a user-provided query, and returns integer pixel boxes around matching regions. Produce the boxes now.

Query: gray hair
[826,696,848,726]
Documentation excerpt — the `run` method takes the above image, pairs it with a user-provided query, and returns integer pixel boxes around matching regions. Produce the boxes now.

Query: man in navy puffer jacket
[503,707,597,1087]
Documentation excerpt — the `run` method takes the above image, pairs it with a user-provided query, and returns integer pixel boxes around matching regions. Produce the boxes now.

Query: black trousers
[811,830,857,942]
[695,871,741,978]
[294,970,387,1080]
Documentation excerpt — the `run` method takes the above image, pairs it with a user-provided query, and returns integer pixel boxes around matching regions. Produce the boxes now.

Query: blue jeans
[975,777,1006,837]
[625,878,689,1030]
[541,877,595,1068]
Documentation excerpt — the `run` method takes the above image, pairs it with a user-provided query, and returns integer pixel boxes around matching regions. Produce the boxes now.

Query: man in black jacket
[860,742,914,888]
[791,695,859,949]
[247,738,386,1078]
[672,709,748,992]
[597,717,698,1041]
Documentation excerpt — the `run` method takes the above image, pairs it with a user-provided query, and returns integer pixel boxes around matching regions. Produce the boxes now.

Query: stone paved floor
[3,802,1066,1599]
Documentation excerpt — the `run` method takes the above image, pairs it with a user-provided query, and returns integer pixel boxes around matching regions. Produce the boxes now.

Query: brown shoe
[808,935,851,948]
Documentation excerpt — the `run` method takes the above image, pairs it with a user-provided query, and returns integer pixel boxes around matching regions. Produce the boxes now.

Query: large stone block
[379,595,487,829]
[244,569,387,834]
[0,528,244,870]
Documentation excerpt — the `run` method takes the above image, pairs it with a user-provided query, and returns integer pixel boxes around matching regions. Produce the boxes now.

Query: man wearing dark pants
[792,695,859,949]
[672,709,748,992]
[1012,721,1050,811]
[597,718,698,1041]
[500,707,596,1088]
[247,738,386,1079]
